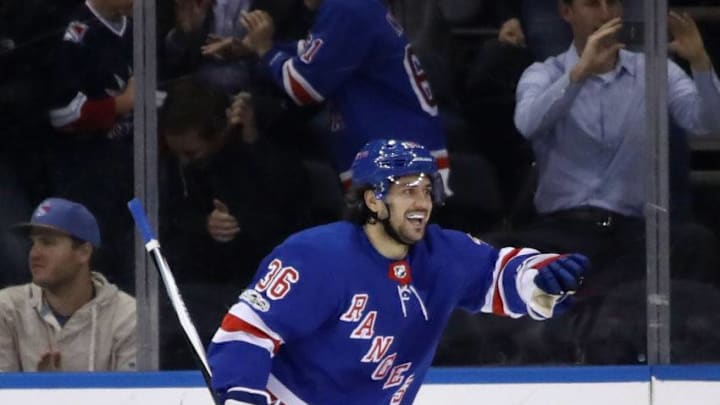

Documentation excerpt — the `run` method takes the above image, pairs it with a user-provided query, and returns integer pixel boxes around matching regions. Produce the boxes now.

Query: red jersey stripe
[492,248,521,316]
[221,314,282,354]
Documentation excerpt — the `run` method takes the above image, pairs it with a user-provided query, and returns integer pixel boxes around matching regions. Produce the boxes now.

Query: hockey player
[207,139,589,405]
[237,0,451,191]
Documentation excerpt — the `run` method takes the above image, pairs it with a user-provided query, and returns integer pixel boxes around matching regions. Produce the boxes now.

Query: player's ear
[364,189,381,215]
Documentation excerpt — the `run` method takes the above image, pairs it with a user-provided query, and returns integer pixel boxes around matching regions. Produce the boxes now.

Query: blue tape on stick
[127,198,156,244]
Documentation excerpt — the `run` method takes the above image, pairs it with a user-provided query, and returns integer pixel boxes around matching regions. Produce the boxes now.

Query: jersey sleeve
[260,2,374,105]
[207,241,341,403]
[47,29,119,132]
[450,232,564,320]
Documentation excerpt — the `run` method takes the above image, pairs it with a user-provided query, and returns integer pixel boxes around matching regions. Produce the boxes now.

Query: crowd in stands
[2,0,720,371]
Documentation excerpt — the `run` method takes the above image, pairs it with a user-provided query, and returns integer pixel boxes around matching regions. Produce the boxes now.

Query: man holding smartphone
[490,0,720,300]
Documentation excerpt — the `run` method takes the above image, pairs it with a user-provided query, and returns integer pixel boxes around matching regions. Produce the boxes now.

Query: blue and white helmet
[351,139,445,204]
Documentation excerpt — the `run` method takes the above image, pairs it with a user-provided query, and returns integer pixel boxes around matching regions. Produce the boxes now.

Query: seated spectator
[157,77,310,369]
[0,197,136,372]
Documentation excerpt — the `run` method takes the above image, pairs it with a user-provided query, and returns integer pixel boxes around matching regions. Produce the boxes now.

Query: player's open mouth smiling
[406,212,425,225]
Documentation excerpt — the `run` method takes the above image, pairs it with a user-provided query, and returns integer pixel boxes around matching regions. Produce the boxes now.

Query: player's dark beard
[379,202,412,246]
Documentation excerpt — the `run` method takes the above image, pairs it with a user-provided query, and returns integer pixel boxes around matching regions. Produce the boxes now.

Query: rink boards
[1,366,720,404]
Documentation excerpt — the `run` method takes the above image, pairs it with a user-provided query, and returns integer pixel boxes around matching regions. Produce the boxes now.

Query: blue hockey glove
[534,253,589,295]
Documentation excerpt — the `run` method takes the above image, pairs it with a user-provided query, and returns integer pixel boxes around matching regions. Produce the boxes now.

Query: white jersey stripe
[481,247,539,315]
[481,247,511,314]
[211,329,277,356]
[49,91,88,128]
[228,302,285,344]
[504,248,544,318]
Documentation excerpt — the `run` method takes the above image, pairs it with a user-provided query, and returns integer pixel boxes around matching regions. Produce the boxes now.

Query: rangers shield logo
[64,21,89,43]
[388,260,412,285]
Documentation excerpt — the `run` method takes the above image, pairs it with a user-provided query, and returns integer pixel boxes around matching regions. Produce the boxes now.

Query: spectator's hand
[226,92,259,143]
[207,199,241,243]
[201,35,252,60]
[37,351,61,371]
[498,18,526,47]
[175,0,212,33]
[239,10,275,57]
[114,76,135,115]
[201,35,234,59]
[534,253,588,296]
[571,18,624,82]
[668,11,712,71]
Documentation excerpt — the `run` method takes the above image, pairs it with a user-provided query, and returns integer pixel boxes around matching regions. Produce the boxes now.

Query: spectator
[236,0,452,192]
[478,1,720,364]
[206,139,588,404]
[157,77,310,369]
[0,197,136,372]
[46,0,137,293]
[165,0,253,94]
[163,0,310,94]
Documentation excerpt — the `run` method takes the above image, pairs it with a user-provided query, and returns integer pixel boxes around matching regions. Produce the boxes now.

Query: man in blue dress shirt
[491,0,720,298]
[476,0,720,366]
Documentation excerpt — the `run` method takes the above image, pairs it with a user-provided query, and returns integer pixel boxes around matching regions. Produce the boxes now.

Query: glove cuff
[515,255,564,320]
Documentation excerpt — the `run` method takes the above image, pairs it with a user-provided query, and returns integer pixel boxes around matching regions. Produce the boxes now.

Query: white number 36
[256,258,300,300]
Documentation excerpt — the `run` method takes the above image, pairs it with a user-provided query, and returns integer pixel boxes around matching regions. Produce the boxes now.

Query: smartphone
[618,21,644,48]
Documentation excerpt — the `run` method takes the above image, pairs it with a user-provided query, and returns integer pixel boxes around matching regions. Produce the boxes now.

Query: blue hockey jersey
[48,2,133,138]
[208,222,564,404]
[261,0,448,184]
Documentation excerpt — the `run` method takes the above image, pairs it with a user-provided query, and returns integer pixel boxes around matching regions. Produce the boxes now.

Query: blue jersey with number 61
[260,0,448,184]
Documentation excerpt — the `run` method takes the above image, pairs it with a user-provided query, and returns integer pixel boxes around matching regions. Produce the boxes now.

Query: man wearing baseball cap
[0,197,137,371]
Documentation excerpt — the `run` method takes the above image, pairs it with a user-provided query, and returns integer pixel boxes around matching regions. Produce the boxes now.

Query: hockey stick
[127,198,220,405]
